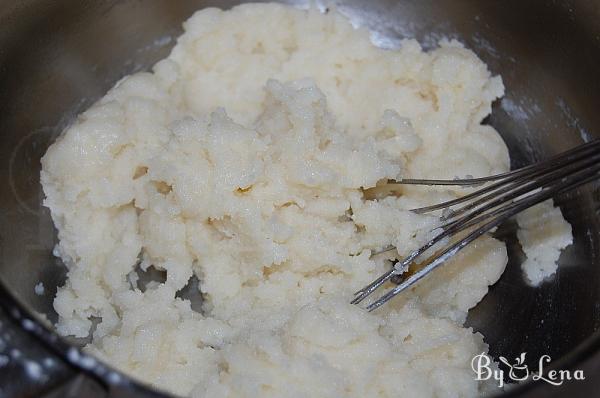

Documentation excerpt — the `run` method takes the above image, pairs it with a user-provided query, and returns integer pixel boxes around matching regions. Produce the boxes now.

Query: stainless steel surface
[0,0,599,397]
[354,140,600,311]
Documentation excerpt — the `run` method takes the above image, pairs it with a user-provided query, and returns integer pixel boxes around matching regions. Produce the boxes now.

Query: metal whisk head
[352,139,600,312]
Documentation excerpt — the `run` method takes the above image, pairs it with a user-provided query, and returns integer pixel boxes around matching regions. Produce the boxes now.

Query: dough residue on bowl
[516,199,572,285]
[41,3,571,397]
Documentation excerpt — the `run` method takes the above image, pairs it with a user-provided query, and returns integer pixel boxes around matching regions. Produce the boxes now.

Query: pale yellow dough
[41,3,569,397]
[516,199,573,285]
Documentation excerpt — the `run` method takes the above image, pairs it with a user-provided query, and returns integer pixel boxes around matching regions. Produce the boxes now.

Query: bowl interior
[0,0,599,395]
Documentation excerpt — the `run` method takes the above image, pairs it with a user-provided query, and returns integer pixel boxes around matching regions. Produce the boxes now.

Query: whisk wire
[441,151,600,228]
[393,140,600,214]
[395,139,599,188]
[353,139,600,311]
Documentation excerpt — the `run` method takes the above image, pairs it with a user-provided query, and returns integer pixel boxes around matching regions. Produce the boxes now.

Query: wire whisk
[352,139,600,312]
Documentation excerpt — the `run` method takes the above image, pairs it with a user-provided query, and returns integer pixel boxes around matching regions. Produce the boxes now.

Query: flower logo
[498,352,529,381]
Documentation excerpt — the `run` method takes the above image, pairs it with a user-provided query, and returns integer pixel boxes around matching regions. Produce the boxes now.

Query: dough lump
[41,3,568,397]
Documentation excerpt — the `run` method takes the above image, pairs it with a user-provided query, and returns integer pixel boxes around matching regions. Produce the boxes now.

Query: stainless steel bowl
[0,1,599,397]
